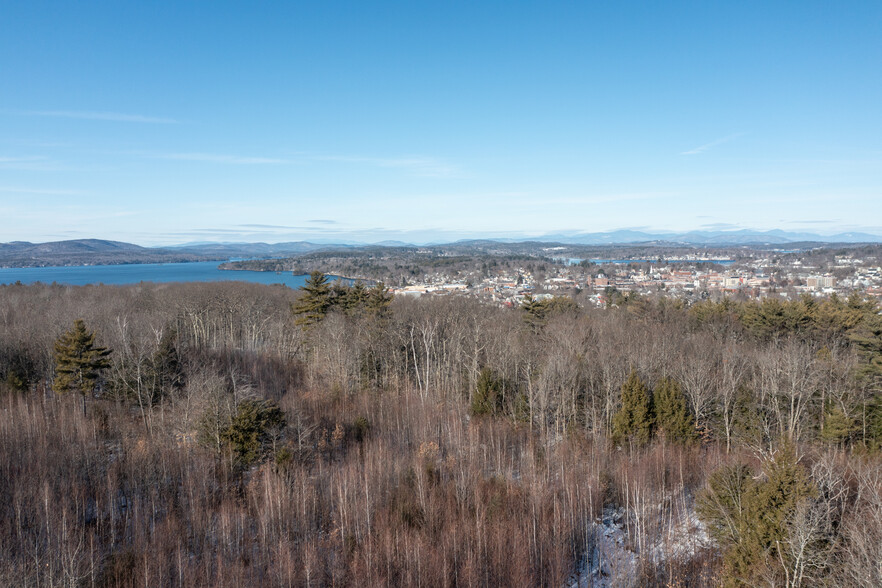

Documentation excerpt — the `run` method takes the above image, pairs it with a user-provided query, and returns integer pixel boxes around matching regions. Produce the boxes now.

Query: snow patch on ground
[567,502,712,588]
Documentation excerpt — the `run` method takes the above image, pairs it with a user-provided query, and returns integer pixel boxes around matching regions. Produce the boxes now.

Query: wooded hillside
[1,280,880,586]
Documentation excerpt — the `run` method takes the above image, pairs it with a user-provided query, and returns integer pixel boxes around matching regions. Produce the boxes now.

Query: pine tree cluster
[292,271,392,328]
[612,370,697,446]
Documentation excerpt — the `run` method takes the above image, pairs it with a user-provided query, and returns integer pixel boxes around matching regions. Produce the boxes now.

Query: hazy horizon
[5,225,882,250]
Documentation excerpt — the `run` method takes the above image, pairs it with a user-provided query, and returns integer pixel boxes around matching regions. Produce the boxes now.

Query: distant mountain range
[172,229,882,250]
[1,229,880,268]
[0,239,362,268]
[491,229,882,246]
[167,241,353,257]
[0,239,145,256]
[0,239,214,268]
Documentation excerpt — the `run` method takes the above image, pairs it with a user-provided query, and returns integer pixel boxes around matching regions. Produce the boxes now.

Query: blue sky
[1,1,881,245]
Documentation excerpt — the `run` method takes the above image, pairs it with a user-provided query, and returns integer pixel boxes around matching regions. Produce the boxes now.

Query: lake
[0,261,341,288]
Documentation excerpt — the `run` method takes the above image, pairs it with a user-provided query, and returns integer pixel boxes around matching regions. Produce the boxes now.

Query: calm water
[0,261,335,288]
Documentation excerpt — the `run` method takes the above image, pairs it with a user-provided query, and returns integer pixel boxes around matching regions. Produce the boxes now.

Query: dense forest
[221,247,546,284]
[1,276,881,586]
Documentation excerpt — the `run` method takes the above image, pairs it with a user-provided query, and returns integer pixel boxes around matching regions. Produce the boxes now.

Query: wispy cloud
[0,155,102,172]
[0,155,59,171]
[232,223,344,233]
[0,185,84,196]
[781,219,839,225]
[13,110,179,124]
[237,224,301,229]
[1,140,75,148]
[526,192,671,206]
[316,155,462,178]
[681,132,746,156]
[153,153,288,165]
[0,156,45,164]
[140,151,458,173]
[167,228,255,236]
[308,219,338,225]
[700,222,742,230]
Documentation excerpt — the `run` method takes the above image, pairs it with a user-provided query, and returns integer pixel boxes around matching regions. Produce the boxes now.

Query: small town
[390,249,882,306]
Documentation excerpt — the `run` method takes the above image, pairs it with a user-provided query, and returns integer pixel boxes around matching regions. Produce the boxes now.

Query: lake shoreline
[0,261,357,288]
[219,265,375,285]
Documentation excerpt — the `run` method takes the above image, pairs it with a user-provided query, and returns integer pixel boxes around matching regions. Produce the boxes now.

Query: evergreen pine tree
[739,444,815,584]
[611,370,653,446]
[654,377,696,444]
[521,294,545,330]
[292,271,332,328]
[221,399,287,466]
[697,444,816,586]
[522,295,578,330]
[53,319,112,411]
[333,281,367,314]
[819,403,853,445]
[866,395,882,450]
[365,282,393,317]
[471,367,503,416]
